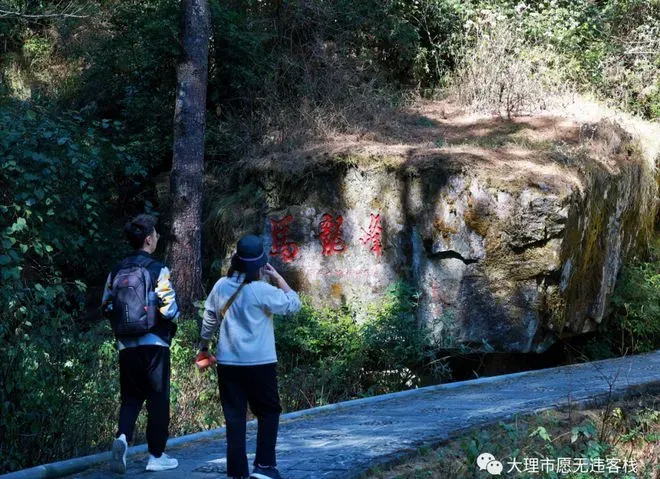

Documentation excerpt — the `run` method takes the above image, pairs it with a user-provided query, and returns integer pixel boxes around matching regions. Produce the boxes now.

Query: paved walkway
[25,352,660,478]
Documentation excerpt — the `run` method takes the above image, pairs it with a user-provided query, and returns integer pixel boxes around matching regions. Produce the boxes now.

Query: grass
[362,392,660,479]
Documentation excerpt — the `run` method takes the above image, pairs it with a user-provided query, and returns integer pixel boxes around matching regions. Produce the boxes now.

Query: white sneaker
[146,453,178,471]
[110,434,128,474]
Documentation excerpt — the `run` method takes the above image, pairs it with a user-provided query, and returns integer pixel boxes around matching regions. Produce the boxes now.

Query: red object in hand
[195,352,216,370]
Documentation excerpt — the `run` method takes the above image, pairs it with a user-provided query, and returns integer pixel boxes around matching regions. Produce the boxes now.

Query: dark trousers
[217,363,282,477]
[118,346,170,457]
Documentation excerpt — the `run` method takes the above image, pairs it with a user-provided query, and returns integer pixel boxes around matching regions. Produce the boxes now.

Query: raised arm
[260,264,301,315]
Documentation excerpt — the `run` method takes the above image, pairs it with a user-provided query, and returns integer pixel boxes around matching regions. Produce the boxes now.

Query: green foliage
[608,242,660,354]
[0,101,151,473]
[361,284,437,392]
[340,0,463,90]
[275,282,448,411]
[373,393,659,479]
[69,0,180,161]
[0,317,118,472]
[0,102,147,281]
[167,320,223,436]
[583,236,660,359]
[451,0,660,118]
[2,0,658,178]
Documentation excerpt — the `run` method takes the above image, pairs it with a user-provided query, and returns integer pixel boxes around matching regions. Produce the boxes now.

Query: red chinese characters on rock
[269,215,299,262]
[319,214,346,256]
[359,213,383,257]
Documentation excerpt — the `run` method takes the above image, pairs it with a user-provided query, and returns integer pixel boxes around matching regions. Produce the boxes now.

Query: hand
[195,351,216,371]
[263,263,281,281]
[263,263,292,293]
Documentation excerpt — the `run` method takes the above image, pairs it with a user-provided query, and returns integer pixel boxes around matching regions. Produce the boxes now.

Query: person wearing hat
[197,235,301,479]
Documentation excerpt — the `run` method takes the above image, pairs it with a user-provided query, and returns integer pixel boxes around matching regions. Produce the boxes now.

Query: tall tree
[168,0,209,314]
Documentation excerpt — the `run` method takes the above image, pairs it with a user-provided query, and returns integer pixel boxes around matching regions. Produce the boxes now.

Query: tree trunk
[168,0,209,315]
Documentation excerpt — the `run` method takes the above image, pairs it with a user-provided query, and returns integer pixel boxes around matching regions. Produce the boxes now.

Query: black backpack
[110,256,158,337]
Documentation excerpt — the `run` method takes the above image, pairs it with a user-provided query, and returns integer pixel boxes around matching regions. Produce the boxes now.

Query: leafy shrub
[581,236,660,360]
[0,316,118,472]
[276,301,364,409]
[0,102,150,473]
[605,237,660,355]
[168,320,223,436]
[276,282,449,411]
[450,0,660,119]
[63,0,180,162]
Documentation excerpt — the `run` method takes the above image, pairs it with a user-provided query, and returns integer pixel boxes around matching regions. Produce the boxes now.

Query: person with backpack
[101,214,180,473]
[196,235,301,479]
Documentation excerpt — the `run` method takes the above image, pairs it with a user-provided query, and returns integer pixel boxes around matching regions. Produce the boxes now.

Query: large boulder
[207,110,657,353]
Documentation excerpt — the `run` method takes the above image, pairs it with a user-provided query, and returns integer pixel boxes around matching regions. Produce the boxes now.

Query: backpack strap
[127,254,156,271]
[132,256,158,287]
[220,282,246,318]
[111,255,158,287]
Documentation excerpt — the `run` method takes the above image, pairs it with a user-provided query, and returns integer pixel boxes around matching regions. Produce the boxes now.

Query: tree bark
[168,0,209,315]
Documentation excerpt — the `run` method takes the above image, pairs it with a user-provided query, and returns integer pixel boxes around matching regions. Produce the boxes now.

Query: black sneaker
[249,466,282,479]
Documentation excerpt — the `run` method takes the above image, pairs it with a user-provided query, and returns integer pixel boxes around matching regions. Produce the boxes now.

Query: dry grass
[240,96,651,189]
[448,22,572,119]
[546,96,660,173]
[205,1,405,162]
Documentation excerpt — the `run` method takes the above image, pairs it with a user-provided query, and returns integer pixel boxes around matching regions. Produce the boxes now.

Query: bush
[581,236,660,360]
[68,0,180,162]
[275,282,449,411]
[0,316,118,472]
[0,102,150,473]
[450,0,660,119]
[450,18,569,117]
[0,313,223,473]
[168,320,223,436]
[605,236,660,355]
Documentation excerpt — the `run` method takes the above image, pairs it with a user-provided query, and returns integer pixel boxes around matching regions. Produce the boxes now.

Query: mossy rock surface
[206,103,658,353]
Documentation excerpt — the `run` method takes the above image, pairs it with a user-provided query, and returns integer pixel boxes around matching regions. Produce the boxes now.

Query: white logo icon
[477,453,503,475]
[487,460,504,475]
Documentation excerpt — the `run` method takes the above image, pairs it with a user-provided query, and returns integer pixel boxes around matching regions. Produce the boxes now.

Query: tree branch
[0,4,89,20]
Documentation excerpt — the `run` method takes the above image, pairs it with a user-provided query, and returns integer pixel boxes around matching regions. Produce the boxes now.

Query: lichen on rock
[206,104,658,353]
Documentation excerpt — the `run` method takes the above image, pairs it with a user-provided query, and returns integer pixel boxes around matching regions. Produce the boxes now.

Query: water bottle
[147,291,158,324]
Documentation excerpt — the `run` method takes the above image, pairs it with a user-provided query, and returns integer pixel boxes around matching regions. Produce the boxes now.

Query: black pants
[118,346,170,457]
[217,363,282,477]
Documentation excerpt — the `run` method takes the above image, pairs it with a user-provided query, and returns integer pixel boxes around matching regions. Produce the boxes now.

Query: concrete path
[13,351,660,479]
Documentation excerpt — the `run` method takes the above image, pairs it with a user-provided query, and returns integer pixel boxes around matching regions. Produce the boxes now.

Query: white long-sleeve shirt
[201,273,301,365]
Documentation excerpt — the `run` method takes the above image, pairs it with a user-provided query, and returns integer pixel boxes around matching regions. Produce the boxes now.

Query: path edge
[2,351,658,479]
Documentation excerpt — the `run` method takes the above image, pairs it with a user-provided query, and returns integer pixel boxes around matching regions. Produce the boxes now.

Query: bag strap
[220,282,246,317]
[129,256,156,272]
[111,256,157,284]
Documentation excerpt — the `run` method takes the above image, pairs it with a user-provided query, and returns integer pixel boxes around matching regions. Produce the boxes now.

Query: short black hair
[124,214,158,250]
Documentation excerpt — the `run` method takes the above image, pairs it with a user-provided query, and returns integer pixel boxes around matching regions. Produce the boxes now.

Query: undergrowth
[364,392,660,479]
[581,234,660,360]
